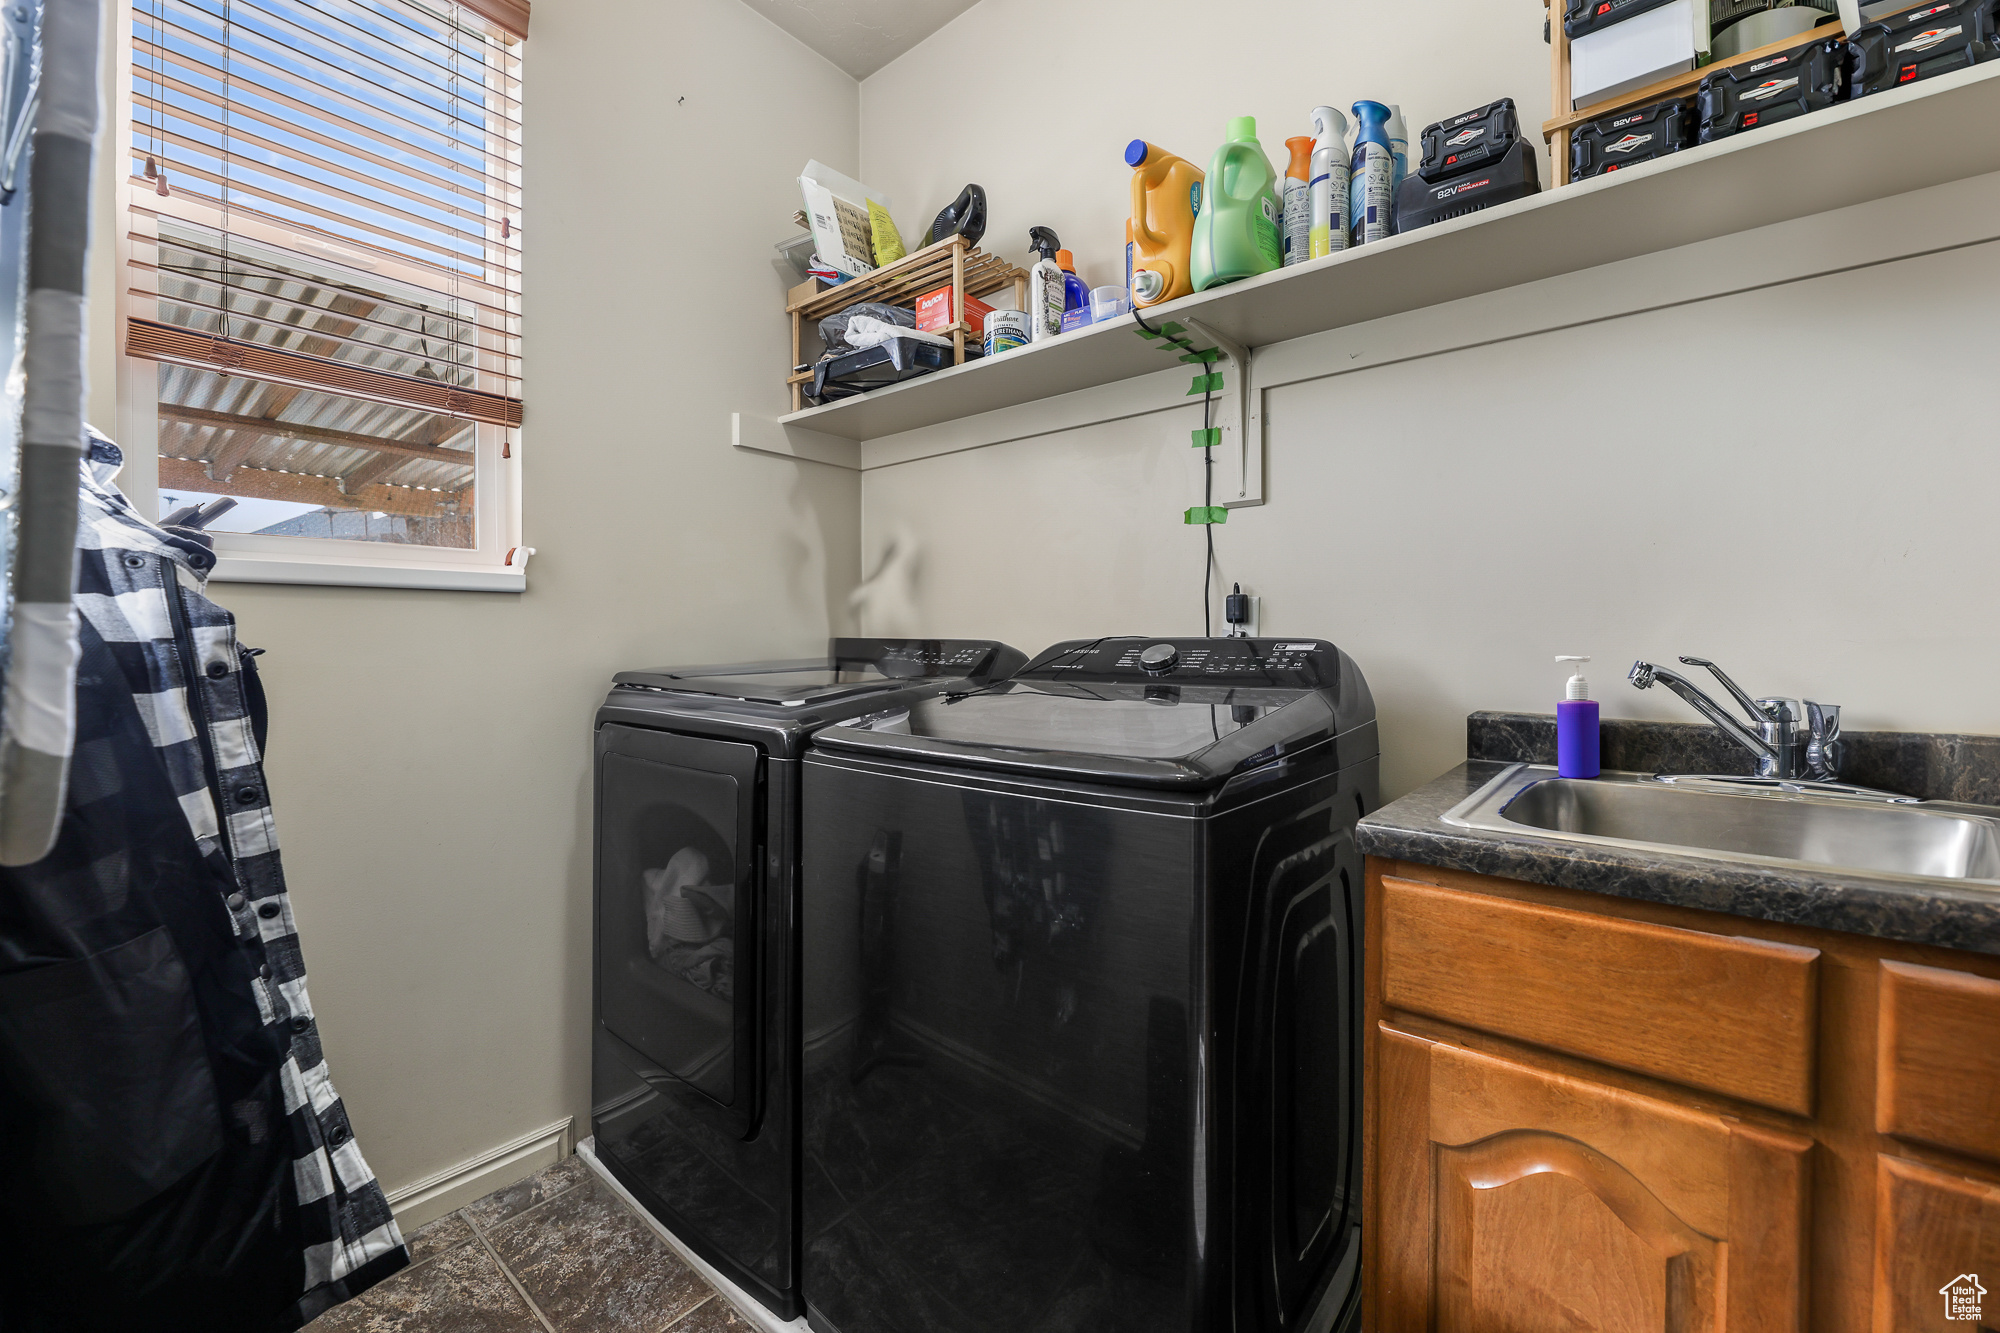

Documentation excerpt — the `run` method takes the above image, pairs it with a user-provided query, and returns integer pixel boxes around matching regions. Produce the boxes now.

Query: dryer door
[596,724,762,1134]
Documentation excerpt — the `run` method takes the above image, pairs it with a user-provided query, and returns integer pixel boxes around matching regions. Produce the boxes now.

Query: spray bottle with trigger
[1308,106,1349,259]
[1556,655,1601,779]
[1027,226,1065,343]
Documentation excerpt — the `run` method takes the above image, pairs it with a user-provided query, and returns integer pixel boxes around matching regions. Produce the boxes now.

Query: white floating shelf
[778,62,2000,443]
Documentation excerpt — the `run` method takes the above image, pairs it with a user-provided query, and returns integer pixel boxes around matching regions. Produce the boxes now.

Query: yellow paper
[867,198,906,266]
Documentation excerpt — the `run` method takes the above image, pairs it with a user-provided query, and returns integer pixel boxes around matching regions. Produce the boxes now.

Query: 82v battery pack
[1419,99,1523,182]
[1697,37,1845,141]
[1846,0,2000,98]
[1570,99,1694,178]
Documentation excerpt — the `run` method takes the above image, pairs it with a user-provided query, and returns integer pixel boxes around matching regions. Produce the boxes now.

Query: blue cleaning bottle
[1349,101,1396,247]
[1057,249,1089,313]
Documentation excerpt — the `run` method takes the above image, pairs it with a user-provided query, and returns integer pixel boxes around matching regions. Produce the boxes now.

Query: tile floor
[309,1156,757,1333]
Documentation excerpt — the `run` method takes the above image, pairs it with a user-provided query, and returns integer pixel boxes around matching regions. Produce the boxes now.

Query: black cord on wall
[1201,382,1215,637]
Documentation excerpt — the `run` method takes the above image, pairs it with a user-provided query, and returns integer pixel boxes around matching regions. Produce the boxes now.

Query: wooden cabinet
[1377,1025,1809,1332]
[1364,859,2000,1333]
[1873,1155,2000,1332]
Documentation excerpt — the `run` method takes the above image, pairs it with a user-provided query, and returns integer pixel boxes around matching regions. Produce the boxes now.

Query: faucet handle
[1804,701,1843,780]
[1677,656,1771,725]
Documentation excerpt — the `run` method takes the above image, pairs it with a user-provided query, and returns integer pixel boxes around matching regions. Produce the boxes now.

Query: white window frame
[113,0,527,593]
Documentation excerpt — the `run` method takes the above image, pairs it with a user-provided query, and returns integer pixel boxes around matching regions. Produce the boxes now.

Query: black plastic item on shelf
[1569,99,1695,178]
[1395,139,1541,234]
[808,335,970,405]
[1846,0,2000,98]
[1711,0,1838,31]
[1564,0,1680,40]
[1418,98,1524,182]
[1697,37,1846,141]
[927,184,987,248]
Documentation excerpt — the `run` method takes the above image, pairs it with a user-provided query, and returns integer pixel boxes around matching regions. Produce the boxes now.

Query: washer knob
[1139,643,1179,674]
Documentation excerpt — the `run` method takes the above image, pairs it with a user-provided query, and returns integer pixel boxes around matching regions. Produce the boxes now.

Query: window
[121,0,525,588]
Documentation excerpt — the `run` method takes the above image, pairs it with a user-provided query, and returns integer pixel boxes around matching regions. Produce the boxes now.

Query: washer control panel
[1025,637,1339,688]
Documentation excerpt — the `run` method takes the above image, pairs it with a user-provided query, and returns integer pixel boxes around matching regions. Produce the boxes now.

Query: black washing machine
[591,638,1026,1319]
[798,637,1377,1333]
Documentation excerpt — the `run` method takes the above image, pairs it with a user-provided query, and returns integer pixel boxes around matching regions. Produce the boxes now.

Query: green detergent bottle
[1190,116,1281,291]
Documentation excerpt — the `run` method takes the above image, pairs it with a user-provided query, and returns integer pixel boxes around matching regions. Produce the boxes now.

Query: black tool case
[1846,0,2000,97]
[808,335,967,404]
[1419,99,1522,181]
[1570,99,1695,178]
[1564,0,1682,39]
[1697,37,1846,140]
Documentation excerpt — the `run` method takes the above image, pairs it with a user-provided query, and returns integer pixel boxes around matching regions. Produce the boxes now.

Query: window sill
[209,552,527,593]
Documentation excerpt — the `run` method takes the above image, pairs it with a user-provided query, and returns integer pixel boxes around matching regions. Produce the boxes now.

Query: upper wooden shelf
[777,62,2000,443]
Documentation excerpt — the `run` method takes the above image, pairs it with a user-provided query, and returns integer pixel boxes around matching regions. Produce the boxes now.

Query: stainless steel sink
[1443,765,2000,884]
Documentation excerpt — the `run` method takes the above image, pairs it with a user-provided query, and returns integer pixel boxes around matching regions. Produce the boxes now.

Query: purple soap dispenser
[1556,656,1601,779]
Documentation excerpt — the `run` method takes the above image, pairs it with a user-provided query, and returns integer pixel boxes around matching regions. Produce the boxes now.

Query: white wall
[96,0,863,1206]
[858,0,2000,800]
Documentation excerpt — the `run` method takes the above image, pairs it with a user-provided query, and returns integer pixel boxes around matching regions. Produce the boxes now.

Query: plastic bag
[818,302,913,353]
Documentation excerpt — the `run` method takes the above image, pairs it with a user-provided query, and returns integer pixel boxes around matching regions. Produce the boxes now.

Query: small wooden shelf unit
[785,234,1028,412]
[1543,0,1851,185]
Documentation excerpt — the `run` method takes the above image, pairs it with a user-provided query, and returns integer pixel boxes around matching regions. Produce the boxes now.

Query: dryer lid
[612,638,1024,707]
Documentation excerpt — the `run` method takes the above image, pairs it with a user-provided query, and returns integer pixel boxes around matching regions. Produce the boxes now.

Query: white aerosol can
[1308,105,1350,259]
[1349,101,1397,246]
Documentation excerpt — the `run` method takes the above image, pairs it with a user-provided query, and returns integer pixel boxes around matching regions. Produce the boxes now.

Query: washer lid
[612,638,1023,707]
[812,638,1375,790]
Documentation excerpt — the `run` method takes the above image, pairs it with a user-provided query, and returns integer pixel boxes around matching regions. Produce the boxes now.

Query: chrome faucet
[1628,656,1842,781]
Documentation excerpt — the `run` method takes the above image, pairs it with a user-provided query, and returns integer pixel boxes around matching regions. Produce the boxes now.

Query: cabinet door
[1873,1155,2000,1332]
[1375,1025,1811,1333]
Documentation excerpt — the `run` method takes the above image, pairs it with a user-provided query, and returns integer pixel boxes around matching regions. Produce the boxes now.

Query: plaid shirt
[0,436,406,1330]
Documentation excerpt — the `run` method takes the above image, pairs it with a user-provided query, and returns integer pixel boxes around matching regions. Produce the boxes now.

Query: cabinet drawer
[1381,877,1820,1115]
[1877,959,2000,1163]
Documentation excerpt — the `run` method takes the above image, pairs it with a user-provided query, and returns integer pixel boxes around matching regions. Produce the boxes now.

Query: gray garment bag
[0,0,97,865]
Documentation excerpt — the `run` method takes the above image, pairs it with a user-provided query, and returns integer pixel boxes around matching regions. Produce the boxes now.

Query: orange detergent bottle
[1124,140,1205,308]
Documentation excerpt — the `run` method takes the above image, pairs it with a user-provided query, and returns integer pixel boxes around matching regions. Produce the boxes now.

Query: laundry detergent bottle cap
[1056,249,1077,272]
[1127,140,1205,307]
[1555,654,1601,779]
[1227,114,1258,142]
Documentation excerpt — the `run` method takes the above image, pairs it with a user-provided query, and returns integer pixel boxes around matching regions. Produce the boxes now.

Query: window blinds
[127,0,523,430]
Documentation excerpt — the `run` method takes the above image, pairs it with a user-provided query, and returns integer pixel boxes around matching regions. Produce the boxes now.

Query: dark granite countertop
[1357,716,2000,957]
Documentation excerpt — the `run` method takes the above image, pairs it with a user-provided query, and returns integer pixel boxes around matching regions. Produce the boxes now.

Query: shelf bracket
[1183,317,1264,508]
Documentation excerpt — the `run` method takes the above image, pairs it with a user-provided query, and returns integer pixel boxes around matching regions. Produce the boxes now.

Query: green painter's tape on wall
[1188,373,1224,395]
[1191,428,1221,448]
[1179,348,1220,364]
[1183,506,1228,525]
[1135,327,1161,340]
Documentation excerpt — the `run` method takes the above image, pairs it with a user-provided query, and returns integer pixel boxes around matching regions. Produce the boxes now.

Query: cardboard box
[1571,0,1704,108]
[914,285,993,335]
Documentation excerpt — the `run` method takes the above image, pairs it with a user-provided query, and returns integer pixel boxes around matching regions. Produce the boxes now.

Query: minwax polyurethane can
[984,309,1030,357]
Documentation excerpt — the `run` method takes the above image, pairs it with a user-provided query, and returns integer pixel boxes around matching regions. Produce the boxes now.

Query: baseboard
[385,1117,575,1231]
[577,1137,809,1333]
